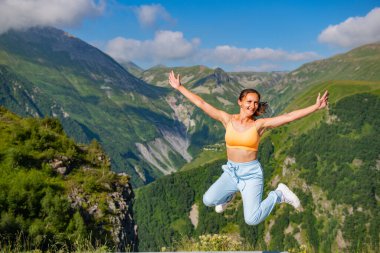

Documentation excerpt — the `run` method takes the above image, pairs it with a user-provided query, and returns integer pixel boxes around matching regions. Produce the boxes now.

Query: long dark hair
[238,89,269,116]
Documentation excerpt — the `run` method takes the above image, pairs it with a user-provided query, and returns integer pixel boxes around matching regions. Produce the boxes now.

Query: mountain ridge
[1,26,380,187]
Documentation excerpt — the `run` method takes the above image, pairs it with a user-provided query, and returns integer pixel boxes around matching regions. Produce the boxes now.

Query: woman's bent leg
[240,173,280,225]
[203,171,238,207]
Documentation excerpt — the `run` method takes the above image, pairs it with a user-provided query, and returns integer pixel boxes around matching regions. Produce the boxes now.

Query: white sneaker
[276,183,301,210]
[215,195,235,213]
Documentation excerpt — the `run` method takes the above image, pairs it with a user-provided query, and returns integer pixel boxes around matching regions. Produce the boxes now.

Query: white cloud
[233,64,281,72]
[105,30,200,63]
[202,45,319,65]
[318,7,380,48]
[105,30,319,71]
[0,0,105,34]
[133,4,174,27]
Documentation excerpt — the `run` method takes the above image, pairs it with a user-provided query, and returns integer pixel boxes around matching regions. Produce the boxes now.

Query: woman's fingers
[323,91,329,105]
[169,71,176,82]
[169,71,175,86]
[322,90,328,99]
[169,71,172,80]
[317,90,329,103]
[313,90,329,109]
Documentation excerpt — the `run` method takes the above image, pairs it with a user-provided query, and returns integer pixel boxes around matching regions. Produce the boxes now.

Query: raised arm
[258,91,329,130]
[168,70,231,126]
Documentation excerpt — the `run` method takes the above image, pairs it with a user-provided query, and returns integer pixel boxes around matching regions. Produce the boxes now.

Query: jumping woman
[168,70,329,225]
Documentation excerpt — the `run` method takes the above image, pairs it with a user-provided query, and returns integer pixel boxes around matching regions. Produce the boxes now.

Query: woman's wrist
[176,84,184,91]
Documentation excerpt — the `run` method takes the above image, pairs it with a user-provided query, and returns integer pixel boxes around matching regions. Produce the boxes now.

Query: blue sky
[0,0,379,71]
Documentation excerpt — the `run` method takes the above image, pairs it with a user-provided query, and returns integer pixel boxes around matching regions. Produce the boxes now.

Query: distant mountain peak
[212,67,232,85]
[0,26,163,94]
[150,64,167,69]
[122,61,144,77]
[125,61,144,71]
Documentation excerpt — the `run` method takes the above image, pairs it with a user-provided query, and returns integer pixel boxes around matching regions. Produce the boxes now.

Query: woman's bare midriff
[227,148,258,163]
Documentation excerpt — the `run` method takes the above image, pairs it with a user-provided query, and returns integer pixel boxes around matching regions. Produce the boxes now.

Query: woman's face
[238,92,260,116]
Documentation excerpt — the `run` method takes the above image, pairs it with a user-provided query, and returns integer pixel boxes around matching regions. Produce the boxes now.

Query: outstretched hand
[168,70,181,89]
[315,90,329,110]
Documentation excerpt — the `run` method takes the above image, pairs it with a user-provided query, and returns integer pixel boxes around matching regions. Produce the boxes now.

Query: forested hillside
[0,107,137,252]
[135,83,380,252]
[289,93,379,252]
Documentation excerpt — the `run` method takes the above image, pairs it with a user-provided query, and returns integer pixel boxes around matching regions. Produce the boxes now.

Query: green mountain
[135,80,380,252]
[0,107,137,251]
[0,27,172,186]
[141,65,284,94]
[228,71,287,90]
[267,43,380,113]
[0,27,239,186]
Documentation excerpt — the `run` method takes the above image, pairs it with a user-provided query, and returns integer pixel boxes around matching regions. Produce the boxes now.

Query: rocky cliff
[0,107,138,251]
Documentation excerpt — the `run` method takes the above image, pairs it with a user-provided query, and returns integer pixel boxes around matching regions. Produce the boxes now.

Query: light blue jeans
[203,160,281,225]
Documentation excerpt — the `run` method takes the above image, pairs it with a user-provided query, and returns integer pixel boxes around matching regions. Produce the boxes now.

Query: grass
[180,145,226,171]
[0,233,111,253]
[284,80,380,111]
[169,233,246,252]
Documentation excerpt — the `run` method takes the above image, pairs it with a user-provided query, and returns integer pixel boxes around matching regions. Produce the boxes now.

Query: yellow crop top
[225,120,260,151]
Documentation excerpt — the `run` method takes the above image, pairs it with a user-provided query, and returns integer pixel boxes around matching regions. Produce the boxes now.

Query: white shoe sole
[277,183,301,209]
[215,195,235,213]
